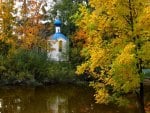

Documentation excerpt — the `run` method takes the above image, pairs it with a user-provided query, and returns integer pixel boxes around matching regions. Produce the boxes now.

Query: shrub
[0,49,76,85]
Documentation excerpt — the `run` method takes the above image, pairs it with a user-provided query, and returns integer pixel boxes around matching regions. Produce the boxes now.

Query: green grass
[143,69,150,78]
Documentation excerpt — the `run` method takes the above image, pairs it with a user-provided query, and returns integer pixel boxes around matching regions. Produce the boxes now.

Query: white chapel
[47,19,69,61]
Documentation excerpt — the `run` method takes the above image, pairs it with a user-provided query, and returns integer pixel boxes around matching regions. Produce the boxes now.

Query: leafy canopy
[73,0,150,105]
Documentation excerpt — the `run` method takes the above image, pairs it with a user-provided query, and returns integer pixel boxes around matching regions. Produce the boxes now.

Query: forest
[0,0,150,113]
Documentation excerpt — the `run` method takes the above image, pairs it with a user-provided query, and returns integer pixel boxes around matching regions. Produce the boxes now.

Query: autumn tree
[0,0,17,55]
[15,0,48,50]
[73,0,150,108]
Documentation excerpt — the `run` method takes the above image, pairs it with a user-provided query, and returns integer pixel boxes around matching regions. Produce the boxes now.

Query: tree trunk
[139,82,145,113]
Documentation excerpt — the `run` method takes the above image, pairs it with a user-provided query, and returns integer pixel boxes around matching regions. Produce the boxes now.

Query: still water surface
[0,84,148,113]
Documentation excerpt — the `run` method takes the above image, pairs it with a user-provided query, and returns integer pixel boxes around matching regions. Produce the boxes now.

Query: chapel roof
[51,33,68,40]
[54,19,62,26]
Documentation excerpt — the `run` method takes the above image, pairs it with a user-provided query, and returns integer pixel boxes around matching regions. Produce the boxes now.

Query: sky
[13,0,56,19]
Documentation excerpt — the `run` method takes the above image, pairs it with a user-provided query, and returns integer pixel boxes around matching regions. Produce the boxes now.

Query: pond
[0,84,149,113]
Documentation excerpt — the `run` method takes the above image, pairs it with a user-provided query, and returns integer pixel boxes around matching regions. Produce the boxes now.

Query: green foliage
[0,0,79,85]
[138,41,150,68]
[0,41,11,55]
[45,61,75,83]
[49,0,88,35]
[0,49,75,85]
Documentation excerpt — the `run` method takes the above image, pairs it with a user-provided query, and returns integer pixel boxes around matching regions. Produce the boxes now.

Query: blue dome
[51,33,67,40]
[54,19,62,26]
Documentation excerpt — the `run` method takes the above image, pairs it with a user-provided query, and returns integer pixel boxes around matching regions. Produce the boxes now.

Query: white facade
[47,38,68,61]
[47,19,69,61]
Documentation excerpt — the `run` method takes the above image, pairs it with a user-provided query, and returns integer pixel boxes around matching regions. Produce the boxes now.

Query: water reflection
[144,85,150,113]
[47,95,68,113]
[0,85,146,113]
[0,98,2,109]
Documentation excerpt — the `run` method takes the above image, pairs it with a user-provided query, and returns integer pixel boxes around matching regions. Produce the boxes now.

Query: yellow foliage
[76,62,89,75]
[0,1,17,55]
[116,43,136,64]
[95,88,110,104]
[73,0,150,105]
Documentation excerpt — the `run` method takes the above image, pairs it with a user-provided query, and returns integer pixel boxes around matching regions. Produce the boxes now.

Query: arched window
[59,40,62,52]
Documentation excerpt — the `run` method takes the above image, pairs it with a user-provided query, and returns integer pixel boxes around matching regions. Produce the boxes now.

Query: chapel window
[59,40,62,52]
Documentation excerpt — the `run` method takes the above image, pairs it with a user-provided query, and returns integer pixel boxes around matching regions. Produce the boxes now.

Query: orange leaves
[0,0,17,55]
[15,0,47,50]
[17,23,39,49]
[73,29,87,41]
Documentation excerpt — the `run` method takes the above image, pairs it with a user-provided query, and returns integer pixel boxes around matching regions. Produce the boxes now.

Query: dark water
[0,84,149,113]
